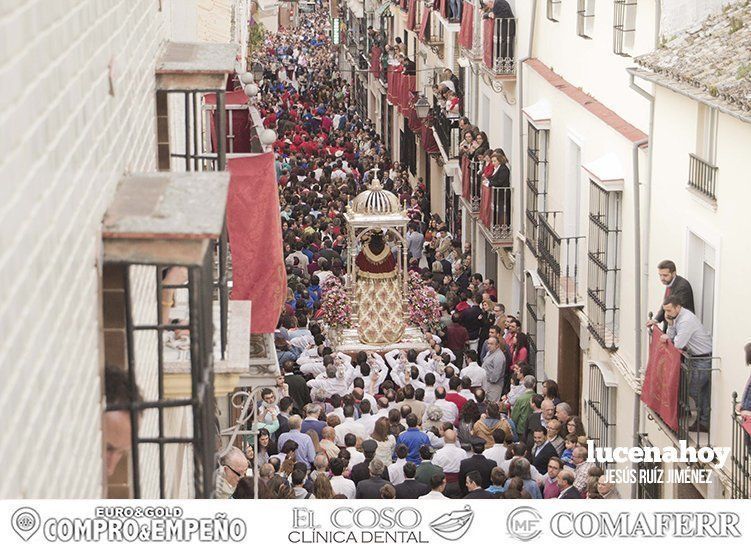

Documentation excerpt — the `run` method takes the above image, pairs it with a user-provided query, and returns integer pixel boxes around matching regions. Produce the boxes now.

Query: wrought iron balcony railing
[730,391,751,499]
[482,17,516,76]
[488,186,513,243]
[433,107,461,160]
[537,213,584,306]
[688,153,718,200]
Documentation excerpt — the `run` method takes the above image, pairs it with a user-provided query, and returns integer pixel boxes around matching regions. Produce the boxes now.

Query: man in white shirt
[482,428,508,466]
[429,387,459,425]
[460,351,487,388]
[307,364,351,399]
[344,434,365,470]
[500,443,543,483]
[388,444,410,486]
[357,399,378,435]
[431,430,467,498]
[419,474,449,499]
[329,458,356,499]
[335,404,368,446]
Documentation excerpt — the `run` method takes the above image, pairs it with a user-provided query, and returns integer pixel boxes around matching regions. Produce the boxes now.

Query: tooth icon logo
[429,505,474,541]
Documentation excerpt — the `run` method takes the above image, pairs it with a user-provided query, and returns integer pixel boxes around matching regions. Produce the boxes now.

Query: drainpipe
[630,135,648,499]
[625,0,660,497]
[515,0,538,308]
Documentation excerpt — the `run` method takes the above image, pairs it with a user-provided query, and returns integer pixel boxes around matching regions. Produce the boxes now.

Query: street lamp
[414,94,431,119]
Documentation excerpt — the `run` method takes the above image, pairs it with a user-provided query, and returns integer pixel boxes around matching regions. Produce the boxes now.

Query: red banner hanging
[480,182,493,227]
[205,90,252,153]
[227,153,287,333]
[422,124,440,154]
[407,0,417,31]
[370,46,382,79]
[641,327,682,431]
[483,18,494,69]
[419,8,431,43]
[459,2,474,50]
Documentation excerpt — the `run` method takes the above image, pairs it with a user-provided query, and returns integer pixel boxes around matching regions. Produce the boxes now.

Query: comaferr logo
[429,506,474,541]
[506,506,542,542]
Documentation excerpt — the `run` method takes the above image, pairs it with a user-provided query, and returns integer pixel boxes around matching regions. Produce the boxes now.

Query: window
[547,0,561,22]
[587,180,621,349]
[690,104,719,199]
[613,0,637,55]
[686,232,716,336]
[577,0,596,38]
[636,435,663,498]
[586,363,616,469]
[102,173,230,498]
[525,274,545,374]
[525,123,549,255]
[696,104,718,164]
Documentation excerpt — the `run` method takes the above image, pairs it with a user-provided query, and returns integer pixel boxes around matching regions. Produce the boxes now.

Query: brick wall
[0,0,171,498]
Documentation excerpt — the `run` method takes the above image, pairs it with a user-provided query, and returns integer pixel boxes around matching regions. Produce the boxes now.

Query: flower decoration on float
[320,276,352,329]
[406,271,441,332]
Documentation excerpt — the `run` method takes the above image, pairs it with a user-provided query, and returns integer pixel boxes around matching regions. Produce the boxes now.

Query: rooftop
[635,1,751,118]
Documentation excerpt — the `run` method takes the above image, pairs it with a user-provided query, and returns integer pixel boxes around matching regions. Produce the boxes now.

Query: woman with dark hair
[255,427,278,466]
[371,417,396,466]
[470,131,490,159]
[512,332,530,367]
[542,379,562,406]
[457,400,481,448]
[566,416,587,439]
[388,408,405,437]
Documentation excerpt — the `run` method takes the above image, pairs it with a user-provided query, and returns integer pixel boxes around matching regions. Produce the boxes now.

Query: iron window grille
[586,363,616,469]
[525,123,548,256]
[547,0,561,22]
[537,212,584,306]
[613,0,637,56]
[688,153,718,200]
[587,180,621,349]
[577,0,596,38]
[636,434,662,499]
[102,173,230,498]
[730,391,751,499]
[525,275,544,372]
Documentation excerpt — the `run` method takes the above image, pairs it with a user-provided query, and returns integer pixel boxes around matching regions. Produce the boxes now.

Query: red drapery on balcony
[227,153,287,333]
[407,108,421,133]
[407,0,417,31]
[422,124,440,154]
[459,2,474,49]
[370,46,382,79]
[483,17,494,69]
[438,0,449,19]
[205,89,252,153]
[398,74,416,114]
[480,181,493,227]
[387,66,398,103]
[419,7,430,42]
[641,326,681,431]
[461,156,471,201]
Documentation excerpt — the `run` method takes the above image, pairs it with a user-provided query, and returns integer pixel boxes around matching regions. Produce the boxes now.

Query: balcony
[646,352,718,451]
[729,392,751,499]
[433,107,461,160]
[688,153,718,200]
[478,184,513,247]
[482,17,516,77]
[460,157,483,214]
[537,213,584,307]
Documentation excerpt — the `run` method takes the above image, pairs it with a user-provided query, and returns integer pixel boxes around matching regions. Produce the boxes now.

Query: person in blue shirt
[396,414,431,465]
[307,275,322,303]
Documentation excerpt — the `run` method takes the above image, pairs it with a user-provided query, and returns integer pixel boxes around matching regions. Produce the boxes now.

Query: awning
[376,1,393,17]
[582,152,625,191]
[522,100,551,130]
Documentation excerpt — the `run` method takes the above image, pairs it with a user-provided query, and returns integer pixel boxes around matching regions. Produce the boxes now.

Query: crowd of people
[215,5,614,501]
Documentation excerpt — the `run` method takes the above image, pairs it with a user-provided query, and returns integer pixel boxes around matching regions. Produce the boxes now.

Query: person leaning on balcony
[660,295,713,433]
[487,152,510,188]
[646,259,695,332]
[103,364,143,477]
